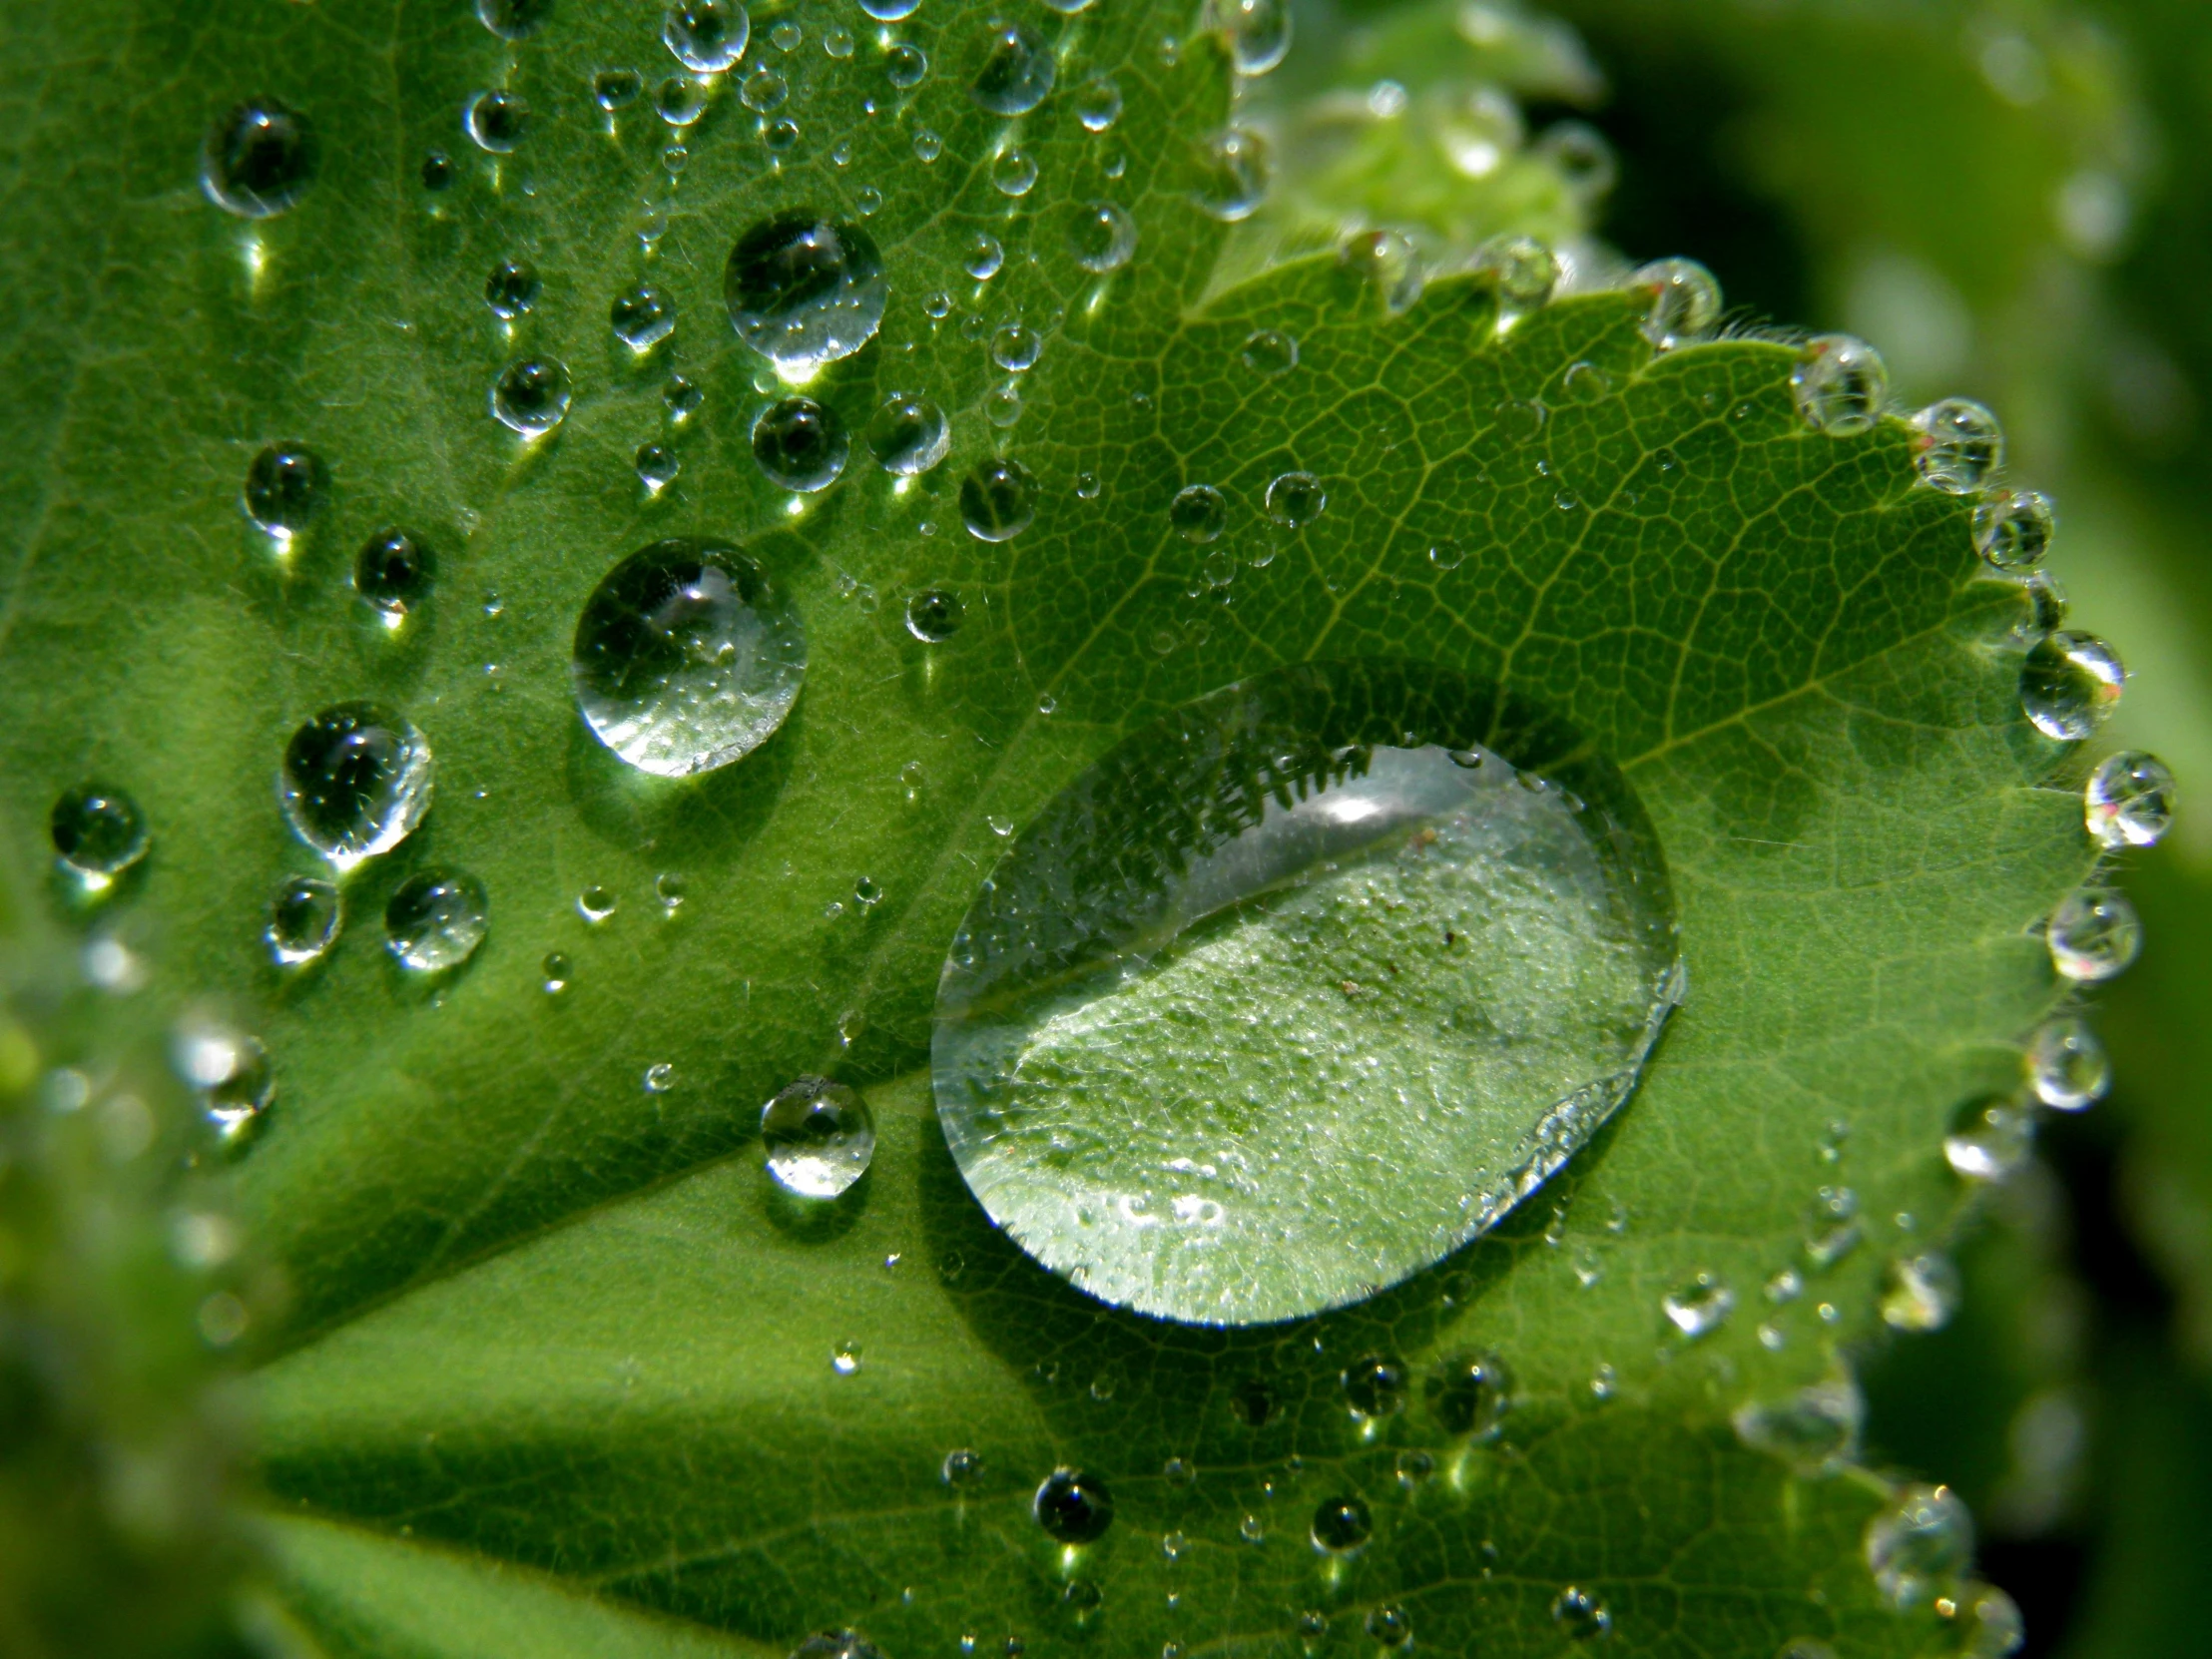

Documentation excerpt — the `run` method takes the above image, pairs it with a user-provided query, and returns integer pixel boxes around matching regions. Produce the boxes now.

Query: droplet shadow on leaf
[560,685,800,855]
[760,1160,873,1241]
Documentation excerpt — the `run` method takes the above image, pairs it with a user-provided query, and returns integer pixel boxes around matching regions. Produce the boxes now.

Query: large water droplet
[1663,1273,1734,1337]
[572,538,807,777]
[1956,1583,2025,1659]
[491,357,573,436]
[970,21,1055,114]
[1068,200,1137,273]
[1943,1096,2032,1182]
[50,783,148,880]
[1077,77,1122,131]
[726,214,887,375]
[1365,1606,1411,1648]
[1265,469,1325,528]
[1864,1484,1972,1610]
[612,282,676,350]
[1880,1251,1960,1332]
[657,76,709,126]
[1475,235,1557,311]
[1972,488,2055,572]
[1911,398,2004,493]
[2084,750,2172,847]
[1549,1589,1611,1642]
[266,875,341,966]
[476,0,551,37]
[1732,1373,1863,1473]
[905,588,964,642]
[1428,1351,1511,1436]
[991,148,1039,196]
[485,258,541,318]
[1791,334,1889,435]
[355,528,432,617]
[1630,257,1720,348]
[1192,127,1271,221]
[1342,1354,1406,1416]
[2020,631,2123,740]
[596,70,646,110]
[243,442,327,538]
[868,394,951,474]
[1242,328,1298,375]
[753,396,848,491]
[1207,0,1292,75]
[1033,1468,1114,1542]
[384,869,489,972]
[991,322,1042,372]
[2047,887,2141,983]
[884,42,928,88]
[1310,1495,1370,1554]
[960,457,1038,541]
[202,100,316,218]
[2025,1015,2108,1111]
[931,662,1681,1323]
[278,704,432,869]
[762,1076,876,1198]
[465,90,531,153]
[664,0,751,73]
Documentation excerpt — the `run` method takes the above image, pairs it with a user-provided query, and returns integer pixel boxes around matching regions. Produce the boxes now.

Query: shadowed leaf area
[0,0,2104,1653]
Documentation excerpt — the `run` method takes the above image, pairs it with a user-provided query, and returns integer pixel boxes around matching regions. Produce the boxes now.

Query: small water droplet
[664,0,751,73]
[1534,120,1616,197]
[905,588,964,642]
[2047,886,2141,982]
[1309,1495,1371,1554]
[1973,488,2055,572]
[596,70,645,111]
[1341,229,1421,311]
[831,1338,862,1375]
[726,214,887,374]
[1912,398,2004,493]
[2026,1015,2109,1110]
[1662,1273,1734,1338]
[1068,200,1137,273]
[644,1061,676,1093]
[491,357,573,436]
[1476,234,1557,310]
[1791,334,1889,435]
[1549,1588,1611,1641]
[465,90,530,154]
[1803,1184,1861,1269]
[910,127,943,163]
[243,442,327,538]
[752,396,848,492]
[1425,538,1467,571]
[612,282,676,351]
[741,65,789,110]
[1168,483,1228,543]
[942,1447,984,1486]
[665,373,705,421]
[970,21,1055,114]
[867,394,951,474]
[2020,631,2124,740]
[202,100,316,218]
[990,322,1042,373]
[1192,126,1270,221]
[421,150,455,190]
[1956,1582,2025,1659]
[883,41,928,89]
[1364,1606,1411,1648]
[1074,76,1124,133]
[985,381,1023,427]
[656,76,708,126]
[1034,1467,1113,1541]
[1865,1483,1972,1610]
[1264,469,1325,528]
[1880,1252,1961,1332]
[924,290,954,318]
[2084,750,2172,847]
[266,875,340,966]
[763,1076,875,1198]
[960,457,1038,541]
[1631,257,1721,347]
[46,782,145,886]
[175,1022,274,1140]
[636,442,681,490]
[1341,1354,1406,1417]
[1428,1352,1510,1437]
[1943,1096,2033,1182]
[384,869,489,972]
[577,885,618,924]
[354,528,432,617]
[1240,328,1297,376]
[541,950,572,993]
[279,705,432,869]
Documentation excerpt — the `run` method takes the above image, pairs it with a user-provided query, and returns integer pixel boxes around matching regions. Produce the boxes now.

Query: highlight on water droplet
[1342,1354,1406,1417]
[1170,484,1227,543]
[2020,631,2124,740]
[931,662,1682,1323]
[969,21,1055,115]
[1943,1096,2033,1183]
[753,396,848,491]
[202,100,316,218]
[762,1076,876,1198]
[2046,886,2141,983]
[1911,398,2004,494]
[2084,750,2173,848]
[726,214,887,376]
[1364,1605,1411,1648]
[664,0,751,73]
[1033,1468,1114,1542]
[266,875,341,966]
[884,42,928,89]
[596,70,646,111]
[637,442,681,491]
[991,148,1039,197]
[1864,1483,1972,1610]
[1549,1588,1611,1642]
[173,1020,275,1142]
[491,357,573,436]
[384,868,489,972]
[612,283,676,351]
[485,258,540,318]
[2025,1015,2109,1111]
[1663,1273,1733,1338]
[1341,229,1421,313]
[960,457,1038,541]
[1972,488,2055,573]
[51,782,149,884]
[572,538,806,777]
[1630,257,1720,348]
[867,394,950,475]
[465,89,530,153]
[1076,76,1122,132]
[355,528,432,619]
[1791,334,1890,435]
[278,704,433,870]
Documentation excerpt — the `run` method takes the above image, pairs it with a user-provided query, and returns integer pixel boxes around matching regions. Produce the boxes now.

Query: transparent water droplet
[202,100,316,218]
[960,457,1038,541]
[266,875,340,966]
[981,149,1035,199]
[1943,1096,2033,1182]
[1076,76,1123,132]
[1364,1606,1411,1648]
[665,373,706,422]
[1972,488,2055,573]
[1880,1251,1961,1332]
[636,442,681,490]
[1310,1495,1369,1554]
[1476,234,1557,310]
[2084,750,2172,847]
[1662,1273,1734,1337]
[1169,484,1228,543]
[753,396,848,491]
[596,70,646,111]
[491,357,572,436]
[924,290,954,319]
[1241,328,1297,376]
[484,257,541,319]
[2047,886,2141,983]
[664,0,751,73]
[2020,631,2124,739]
[1631,257,1720,348]
[1791,334,1889,435]
[243,442,327,538]
[279,705,432,869]
[541,950,572,993]
[768,18,802,51]
[964,234,1006,282]
[1192,127,1270,221]
[1208,0,1292,75]
[611,283,676,351]
[991,322,1042,372]
[741,65,789,110]
[1549,1588,1611,1642]
[642,1061,676,1093]
[1068,200,1137,273]
[2025,1015,2109,1111]
[656,76,709,126]
[1533,120,1616,199]
[867,394,950,474]
[1956,1582,2025,1659]
[354,528,432,617]
[465,90,529,154]
[831,1338,861,1375]
[884,42,928,88]
[384,869,489,972]
[970,21,1055,114]
[942,1447,984,1486]
[1912,398,2004,493]
[912,128,944,163]
[1264,469,1325,528]
[824,24,854,57]
[572,539,806,777]
[1341,1354,1406,1417]
[1341,229,1421,312]
[1428,1352,1511,1437]
[574,885,616,924]
[1864,1483,1972,1610]
[1238,1512,1265,1544]
[905,588,963,642]
[421,150,455,190]
[1803,1184,1861,1268]
[726,214,887,374]
[763,1076,875,1198]
[1034,1468,1114,1541]
[175,1022,275,1140]
[1426,538,1466,571]
[49,783,147,882]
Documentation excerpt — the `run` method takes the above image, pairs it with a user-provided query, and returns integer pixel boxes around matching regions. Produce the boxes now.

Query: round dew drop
[50,783,148,879]
[244,442,327,538]
[1427,1352,1510,1437]
[1791,334,1889,435]
[657,77,708,126]
[2047,886,2142,983]
[595,70,646,111]
[1973,488,2056,572]
[1069,200,1137,273]
[867,394,950,475]
[1732,1376,1864,1473]
[753,396,848,491]
[1033,1468,1114,1542]
[384,869,489,972]
[1631,257,1721,347]
[858,0,918,19]
[1864,1483,1973,1610]
[762,1076,875,1198]
[884,43,928,89]
[266,874,341,966]
[2084,749,2174,847]
[1662,1274,1734,1337]
[725,215,887,375]
[355,528,432,616]
[1911,398,2004,493]
[905,588,963,642]
[1550,1589,1612,1642]
[278,704,432,869]
[1957,1584,2025,1659]
[741,66,788,110]
[1943,1097,2033,1182]
[202,100,315,218]
[485,258,541,318]
[2020,631,2124,740]
[1242,328,1297,375]
[1342,1353,1407,1416]
[1880,1252,1960,1333]
[1365,1606,1412,1648]
[1076,77,1122,132]
[1192,127,1271,222]
[572,538,806,777]
[2026,1015,2110,1110]
[966,233,1005,280]
[664,0,751,74]
[1170,484,1227,543]
[1209,0,1293,76]
[1265,469,1325,528]
[465,90,529,154]
[1473,235,1557,310]
[960,457,1038,541]
[491,357,573,436]
[636,442,681,489]
[1342,229,1422,313]
[969,22,1055,115]
[612,283,676,351]
[991,322,1042,372]
[991,149,1039,197]
[1311,1496,1371,1554]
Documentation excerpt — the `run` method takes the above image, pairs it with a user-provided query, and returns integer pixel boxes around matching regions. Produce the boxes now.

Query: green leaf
[0,0,2100,1653]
